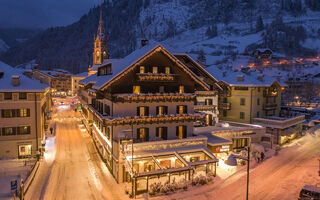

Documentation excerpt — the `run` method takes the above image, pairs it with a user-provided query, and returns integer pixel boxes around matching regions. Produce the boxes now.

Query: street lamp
[318,158,320,176]
[227,146,250,200]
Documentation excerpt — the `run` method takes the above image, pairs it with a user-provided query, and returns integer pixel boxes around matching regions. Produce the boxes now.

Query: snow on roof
[205,66,283,87]
[0,62,49,92]
[80,41,209,90]
[73,71,89,77]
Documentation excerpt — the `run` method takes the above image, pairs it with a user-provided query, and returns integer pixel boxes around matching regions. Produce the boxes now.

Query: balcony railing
[263,103,278,110]
[194,105,217,111]
[195,91,217,97]
[218,102,231,110]
[104,114,205,126]
[113,93,195,103]
[252,115,305,129]
[137,73,176,82]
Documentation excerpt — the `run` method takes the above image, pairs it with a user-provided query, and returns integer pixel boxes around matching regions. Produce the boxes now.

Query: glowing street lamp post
[227,146,250,200]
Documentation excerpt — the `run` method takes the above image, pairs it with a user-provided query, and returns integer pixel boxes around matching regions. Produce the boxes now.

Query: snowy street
[25,99,128,200]
[152,129,320,200]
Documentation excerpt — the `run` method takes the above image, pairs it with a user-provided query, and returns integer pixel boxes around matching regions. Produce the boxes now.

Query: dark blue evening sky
[0,0,104,29]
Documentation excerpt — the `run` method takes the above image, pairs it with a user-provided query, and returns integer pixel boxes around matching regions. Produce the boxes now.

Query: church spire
[91,7,109,68]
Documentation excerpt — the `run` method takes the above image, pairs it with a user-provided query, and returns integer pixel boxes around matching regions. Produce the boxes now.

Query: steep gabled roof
[80,42,210,91]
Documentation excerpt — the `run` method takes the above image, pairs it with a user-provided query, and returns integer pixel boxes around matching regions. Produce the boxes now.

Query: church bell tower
[90,9,108,71]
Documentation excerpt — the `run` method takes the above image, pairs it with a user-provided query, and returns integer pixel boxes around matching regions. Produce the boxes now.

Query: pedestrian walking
[50,127,53,135]
[261,152,265,162]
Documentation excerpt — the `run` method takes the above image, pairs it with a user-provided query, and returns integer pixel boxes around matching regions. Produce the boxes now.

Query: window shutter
[137,107,140,116]
[146,107,149,116]
[176,126,179,137]
[184,106,187,113]
[28,126,31,134]
[164,127,167,140]
[156,106,159,115]
[12,110,16,118]
[1,128,4,136]
[176,106,179,114]
[164,106,168,115]
[183,126,187,138]
[1,110,3,118]
[156,127,159,137]
[146,128,149,141]
[137,128,140,139]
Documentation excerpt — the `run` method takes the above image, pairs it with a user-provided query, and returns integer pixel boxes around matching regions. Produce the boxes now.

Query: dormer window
[140,66,145,73]
[152,66,158,73]
[106,65,112,75]
[165,67,170,74]
[133,86,140,94]
[179,85,184,93]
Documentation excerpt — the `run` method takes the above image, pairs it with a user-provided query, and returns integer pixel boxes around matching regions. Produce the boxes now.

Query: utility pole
[246,146,250,200]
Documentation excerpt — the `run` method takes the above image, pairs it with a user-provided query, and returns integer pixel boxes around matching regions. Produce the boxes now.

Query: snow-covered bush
[206,172,215,183]
[149,182,162,196]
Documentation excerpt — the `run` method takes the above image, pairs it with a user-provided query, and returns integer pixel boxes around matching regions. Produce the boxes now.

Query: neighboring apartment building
[0,62,51,159]
[32,68,72,95]
[204,66,305,146]
[71,72,88,96]
[79,44,218,195]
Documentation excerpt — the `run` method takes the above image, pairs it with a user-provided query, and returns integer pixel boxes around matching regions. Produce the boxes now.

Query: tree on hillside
[197,49,206,65]
[256,16,264,33]
[206,25,218,38]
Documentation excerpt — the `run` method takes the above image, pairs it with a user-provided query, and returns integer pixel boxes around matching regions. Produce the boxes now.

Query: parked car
[298,185,320,200]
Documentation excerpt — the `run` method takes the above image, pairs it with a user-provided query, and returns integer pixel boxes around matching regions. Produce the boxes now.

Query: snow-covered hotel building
[79,43,219,193]
[203,66,305,146]
[0,62,51,158]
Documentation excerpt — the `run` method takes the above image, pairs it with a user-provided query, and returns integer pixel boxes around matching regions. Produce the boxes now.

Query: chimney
[257,74,264,81]
[222,72,227,77]
[12,75,20,86]
[141,39,148,47]
[237,75,244,82]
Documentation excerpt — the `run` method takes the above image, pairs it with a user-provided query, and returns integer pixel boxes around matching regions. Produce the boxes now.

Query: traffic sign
[11,180,17,191]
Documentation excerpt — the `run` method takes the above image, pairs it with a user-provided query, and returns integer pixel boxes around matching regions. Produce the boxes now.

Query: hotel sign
[216,145,230,153]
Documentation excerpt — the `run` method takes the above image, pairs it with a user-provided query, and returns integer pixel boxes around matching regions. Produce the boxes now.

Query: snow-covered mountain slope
[0,39,9,55]
[1,0,320,73]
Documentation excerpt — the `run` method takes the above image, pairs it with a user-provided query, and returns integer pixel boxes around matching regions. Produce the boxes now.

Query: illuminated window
[156,127,167,140]
[179,85,184,93]
[18,144,32,157]
[165,67,170,74]
[156,106,168,115]
[139,66,145,73]
[18,126,30,135]
[152,66,158,73]
[20,109,28,117]
[205,99,213,105]
[176,125,187,139]
[2,127,16,136]
[133,86,140,94]
[137,106,149,116]
[137,128,149,141]
[176,105,187,114]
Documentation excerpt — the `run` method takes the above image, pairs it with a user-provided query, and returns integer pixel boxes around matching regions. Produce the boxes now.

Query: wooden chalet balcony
[218,102,231,110]
[219,90,231,97]
[137,73,176,82]
[104,114,205,126]
[194,105,217,112]
[263,103,278,110]
[252,115,305,129]
[113,93,195,103]
[195,91,217,97]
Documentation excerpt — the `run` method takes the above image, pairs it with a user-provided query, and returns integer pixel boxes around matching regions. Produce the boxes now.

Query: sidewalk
[0,159,36,200]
